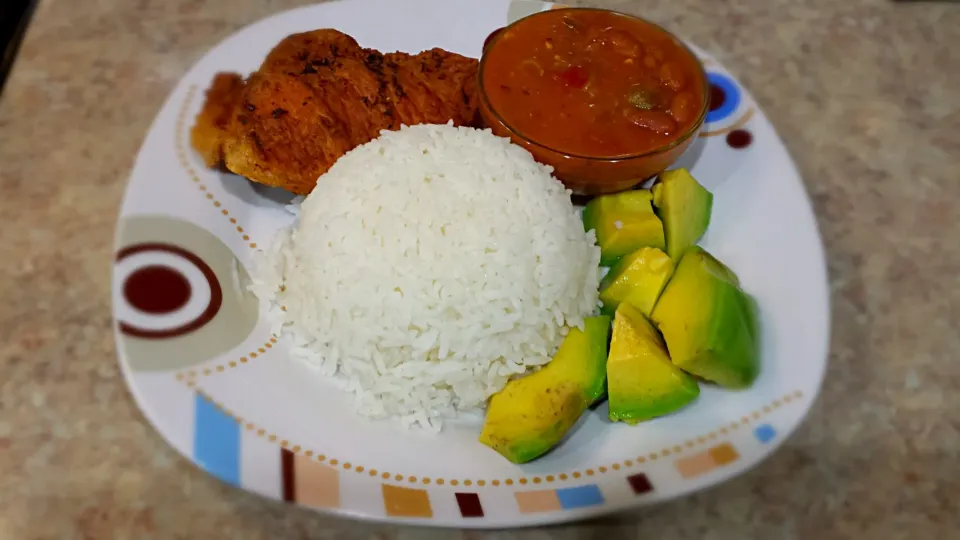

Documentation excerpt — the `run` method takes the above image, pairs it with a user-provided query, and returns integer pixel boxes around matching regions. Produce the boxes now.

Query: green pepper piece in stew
[627,84,660,111]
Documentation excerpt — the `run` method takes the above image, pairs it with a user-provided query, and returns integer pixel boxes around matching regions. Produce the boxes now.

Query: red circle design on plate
[123,265,192,314]
[726,129,753,149]
[116,243,222,339]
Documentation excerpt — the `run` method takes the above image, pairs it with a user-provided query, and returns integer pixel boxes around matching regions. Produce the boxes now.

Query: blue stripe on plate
[555,484,605,509]
[193,393,240,485]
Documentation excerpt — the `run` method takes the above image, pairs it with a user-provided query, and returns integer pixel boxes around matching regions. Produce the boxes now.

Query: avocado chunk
[599,247,675,317]
[608,303,700,424]
[582,190,666,266]
[651,247,759,389]
[479,316,611,463]
[652,169,713,260]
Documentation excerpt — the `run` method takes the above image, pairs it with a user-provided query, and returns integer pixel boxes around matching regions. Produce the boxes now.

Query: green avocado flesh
[651,247,760,389]
[582,190,666,266]
[599,247,675,317]
[607,303,700,424]
[652,169,713,260]
[479,316,611,464]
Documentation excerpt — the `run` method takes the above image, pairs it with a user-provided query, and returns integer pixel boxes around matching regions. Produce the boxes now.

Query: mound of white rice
[250,123,600,430]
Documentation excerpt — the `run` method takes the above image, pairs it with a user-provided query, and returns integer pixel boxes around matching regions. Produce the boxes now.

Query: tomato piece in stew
[482,9,706,158]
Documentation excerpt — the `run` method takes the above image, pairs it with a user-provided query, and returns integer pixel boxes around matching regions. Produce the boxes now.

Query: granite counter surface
[1,0,958,538]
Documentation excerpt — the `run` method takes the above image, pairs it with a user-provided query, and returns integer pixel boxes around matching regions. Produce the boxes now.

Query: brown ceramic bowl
[478,9,709,196]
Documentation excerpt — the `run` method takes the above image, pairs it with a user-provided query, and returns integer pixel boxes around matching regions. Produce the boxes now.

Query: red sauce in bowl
[481,9,706,159]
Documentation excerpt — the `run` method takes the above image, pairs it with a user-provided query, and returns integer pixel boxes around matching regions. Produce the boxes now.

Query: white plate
[112,0,830,528]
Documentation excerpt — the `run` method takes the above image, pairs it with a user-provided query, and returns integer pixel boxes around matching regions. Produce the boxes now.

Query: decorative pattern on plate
[513,484,606,513]
[700,71,757,145]
[113,216,259,371]
[194,392,241,485]
[674,442,740,479]
[188,385,782,522]
[176,336,280,380]
[281,448,341,508]
[117,243,222,339]
[455,493,485,518]
[754,423,777,444]
[187,386,801,489]
[626,472,654,494]
[706,72,742,124]
[382,485,434,518]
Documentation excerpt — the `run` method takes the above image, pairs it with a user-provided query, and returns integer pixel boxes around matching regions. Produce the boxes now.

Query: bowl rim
[478,7,710,163]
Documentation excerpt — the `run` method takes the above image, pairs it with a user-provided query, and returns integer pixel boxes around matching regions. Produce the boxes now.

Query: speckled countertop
[1,0,958,538]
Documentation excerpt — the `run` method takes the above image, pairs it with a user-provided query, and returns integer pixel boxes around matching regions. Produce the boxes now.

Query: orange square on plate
[675,452,715,479]
[382,484,433,518]
[515,490,562,513]
[294,455,340,508]
[709,443,740,466]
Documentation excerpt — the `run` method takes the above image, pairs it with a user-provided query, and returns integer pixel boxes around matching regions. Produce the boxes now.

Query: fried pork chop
[190,29,480,194]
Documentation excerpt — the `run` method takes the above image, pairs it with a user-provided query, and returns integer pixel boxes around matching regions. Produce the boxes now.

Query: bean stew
[481,9,707,159]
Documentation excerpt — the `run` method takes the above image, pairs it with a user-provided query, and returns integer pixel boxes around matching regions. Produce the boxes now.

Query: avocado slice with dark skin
[479,316,611,464]
[582,190,666,266]
[607,303,700,424]
[651,247,760,389]
[652,169,713,260]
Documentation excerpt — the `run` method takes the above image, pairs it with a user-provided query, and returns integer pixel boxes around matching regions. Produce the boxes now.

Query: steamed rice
[250,123,600,430]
